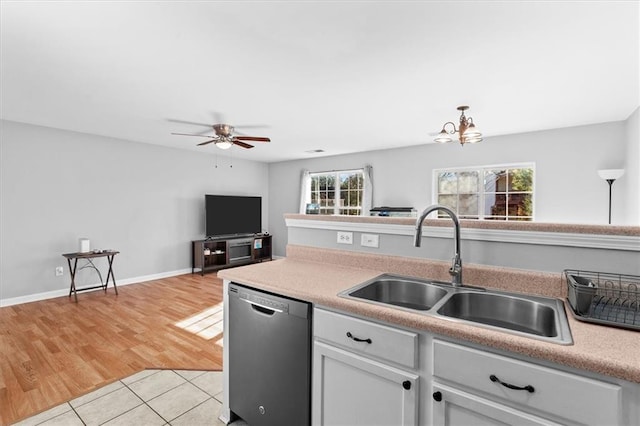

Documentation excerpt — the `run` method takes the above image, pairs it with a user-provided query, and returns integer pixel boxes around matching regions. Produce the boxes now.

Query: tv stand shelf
[192,234,272,275]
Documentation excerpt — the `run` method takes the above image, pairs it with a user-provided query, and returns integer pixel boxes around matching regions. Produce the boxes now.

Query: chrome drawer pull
[490,374,535,393]
[346,331,372,344]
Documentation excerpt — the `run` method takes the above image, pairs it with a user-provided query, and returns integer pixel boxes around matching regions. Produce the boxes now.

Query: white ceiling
[1,1,638,163]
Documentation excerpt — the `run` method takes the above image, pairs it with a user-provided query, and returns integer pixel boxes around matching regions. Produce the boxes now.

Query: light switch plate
[361,233,379,248]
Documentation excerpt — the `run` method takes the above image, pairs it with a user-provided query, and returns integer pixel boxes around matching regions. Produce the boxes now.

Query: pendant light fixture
[434,105,483,146]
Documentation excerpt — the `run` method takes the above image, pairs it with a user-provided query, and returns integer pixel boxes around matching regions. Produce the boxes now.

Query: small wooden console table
[62,250,119,302]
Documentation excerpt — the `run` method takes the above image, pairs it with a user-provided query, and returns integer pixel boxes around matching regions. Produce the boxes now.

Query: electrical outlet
[55,266,64,276]
[361,233,379,248]
[337,231,353,245]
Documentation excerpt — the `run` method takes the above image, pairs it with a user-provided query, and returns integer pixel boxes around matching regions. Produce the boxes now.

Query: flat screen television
[205,194,262,238]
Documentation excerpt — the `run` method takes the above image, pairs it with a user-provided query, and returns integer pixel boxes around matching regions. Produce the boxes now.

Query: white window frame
[432,162,536,221]
[306,168,365,216]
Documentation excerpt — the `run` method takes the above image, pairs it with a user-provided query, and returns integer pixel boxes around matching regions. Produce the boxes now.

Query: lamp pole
[598,169,624,225]
[606,179,615,225]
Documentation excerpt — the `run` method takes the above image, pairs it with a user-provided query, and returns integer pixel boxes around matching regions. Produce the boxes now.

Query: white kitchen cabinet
[431,383,562,426]
[313,341,418,426]
[432,340,622,426]
[313,308,419,426]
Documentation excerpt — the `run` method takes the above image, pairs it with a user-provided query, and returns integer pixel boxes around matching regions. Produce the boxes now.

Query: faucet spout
[414,204,463,286]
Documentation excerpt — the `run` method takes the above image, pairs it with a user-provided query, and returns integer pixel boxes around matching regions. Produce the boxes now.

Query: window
[434,164,534,221]
[308,169,364,215]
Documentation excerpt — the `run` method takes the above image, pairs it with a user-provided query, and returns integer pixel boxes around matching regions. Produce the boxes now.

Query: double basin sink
[339,274,573,345]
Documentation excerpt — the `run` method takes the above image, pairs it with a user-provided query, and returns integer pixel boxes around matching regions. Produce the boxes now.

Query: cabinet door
[431,383,563,426]
[313,341,418,426]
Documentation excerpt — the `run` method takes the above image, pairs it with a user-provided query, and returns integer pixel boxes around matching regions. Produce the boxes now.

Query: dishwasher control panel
[240,291,289,313]
[229,283,290,314]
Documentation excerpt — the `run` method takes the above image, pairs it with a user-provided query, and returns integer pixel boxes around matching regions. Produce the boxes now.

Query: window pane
[458,171,479,194]
[508,168,533,192]
[458,194,478,216]
[340,172,361,191]
[485,170,507,192]
[348,190,362,207]
[485,193,506,216]
[438,194,457,211]
[508,193,532,217]
[438,172,457,194]
[339,208,360,216]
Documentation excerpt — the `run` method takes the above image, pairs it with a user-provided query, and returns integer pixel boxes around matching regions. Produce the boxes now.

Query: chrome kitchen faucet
[414,204,463,287]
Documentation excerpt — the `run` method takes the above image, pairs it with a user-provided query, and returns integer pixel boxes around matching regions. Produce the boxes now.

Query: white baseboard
[0,268,192,307]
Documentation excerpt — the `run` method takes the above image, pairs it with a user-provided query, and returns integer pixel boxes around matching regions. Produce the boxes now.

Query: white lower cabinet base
[312,341,418,426]
[310,307,639,426]
[431,383,563,426]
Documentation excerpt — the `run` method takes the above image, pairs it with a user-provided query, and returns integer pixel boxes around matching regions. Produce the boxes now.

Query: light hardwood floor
[0,273,224,425]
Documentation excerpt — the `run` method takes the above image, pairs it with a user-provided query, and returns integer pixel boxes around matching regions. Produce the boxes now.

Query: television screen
[205,195,262,238]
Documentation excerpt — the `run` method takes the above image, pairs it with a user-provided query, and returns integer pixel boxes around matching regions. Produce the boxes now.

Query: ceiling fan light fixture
[216,140,233,150]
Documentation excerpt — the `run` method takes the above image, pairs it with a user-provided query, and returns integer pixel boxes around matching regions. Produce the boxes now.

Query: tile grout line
[68,402,87,426]
[120,378,172,425]
[166,396,218,426]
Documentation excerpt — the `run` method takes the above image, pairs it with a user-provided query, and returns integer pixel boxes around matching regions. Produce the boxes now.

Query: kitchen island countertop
[219,245,640,384]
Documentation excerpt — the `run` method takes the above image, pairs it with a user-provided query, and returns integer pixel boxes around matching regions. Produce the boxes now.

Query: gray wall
[269,120,633,257]
[287,226,640,276]
[0,120,269,302]
[624,107,640,225]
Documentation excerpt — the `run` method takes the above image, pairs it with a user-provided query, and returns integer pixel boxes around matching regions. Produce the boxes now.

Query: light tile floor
[14,370,246,426]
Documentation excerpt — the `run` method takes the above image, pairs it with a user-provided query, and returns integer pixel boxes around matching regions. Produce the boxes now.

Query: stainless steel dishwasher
[228,283,311,426]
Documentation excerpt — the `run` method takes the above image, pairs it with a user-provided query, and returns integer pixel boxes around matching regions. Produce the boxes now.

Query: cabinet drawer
[314,308,418,369]
[433,340,621,426]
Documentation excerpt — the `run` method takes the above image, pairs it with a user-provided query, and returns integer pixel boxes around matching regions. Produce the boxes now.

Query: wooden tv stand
[192,234,272,276]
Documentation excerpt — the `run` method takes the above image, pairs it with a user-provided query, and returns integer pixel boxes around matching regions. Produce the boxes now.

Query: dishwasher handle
[242,297,284,314]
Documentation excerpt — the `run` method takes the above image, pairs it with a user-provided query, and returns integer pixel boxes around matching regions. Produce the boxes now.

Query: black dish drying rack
[564,270,640,331]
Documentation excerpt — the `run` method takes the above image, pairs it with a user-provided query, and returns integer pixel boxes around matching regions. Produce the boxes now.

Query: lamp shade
[597,169,625,180]
[462,123,482,139]
[434,130,453,144]
[464,136,483,144]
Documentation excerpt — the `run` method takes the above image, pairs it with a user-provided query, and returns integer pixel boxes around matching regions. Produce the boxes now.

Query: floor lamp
[597,169,625,224]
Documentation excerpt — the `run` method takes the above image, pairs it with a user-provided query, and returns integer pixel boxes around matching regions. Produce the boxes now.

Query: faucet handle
[448,257,460,274]
[448,257,462,286]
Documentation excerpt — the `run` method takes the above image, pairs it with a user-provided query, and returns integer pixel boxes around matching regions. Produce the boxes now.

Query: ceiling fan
[172,123,270,150]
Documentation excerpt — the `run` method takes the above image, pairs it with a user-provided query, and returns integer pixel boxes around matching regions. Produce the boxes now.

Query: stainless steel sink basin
[436,292,563,339]
[343,275,449,311]
[339,274,573,345]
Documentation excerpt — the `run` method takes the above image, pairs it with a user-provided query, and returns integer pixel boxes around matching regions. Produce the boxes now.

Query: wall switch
[55,266,64,276]
[361,233,380,248]
[337,231,353,245]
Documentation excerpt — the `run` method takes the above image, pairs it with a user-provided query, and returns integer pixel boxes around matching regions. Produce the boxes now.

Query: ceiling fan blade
[234,136,271,142]
[197,139,218,146]
[234,124,271,129]
[172,132,214,138]
[167,119,213,127]
[233,140,255,149]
